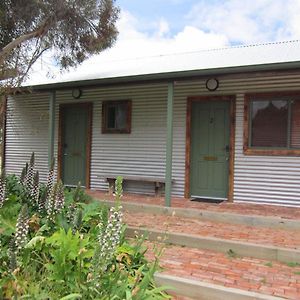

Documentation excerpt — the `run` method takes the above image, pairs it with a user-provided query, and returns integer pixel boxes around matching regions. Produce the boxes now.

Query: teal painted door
[190,101,230,199]
[62,106,89,187]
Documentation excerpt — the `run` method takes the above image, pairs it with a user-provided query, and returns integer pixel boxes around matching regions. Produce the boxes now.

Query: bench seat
[104,175,171,196]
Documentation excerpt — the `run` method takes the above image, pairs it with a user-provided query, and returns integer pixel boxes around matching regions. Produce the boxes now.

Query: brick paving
[87,190,300,220]
[124,211,300,249]
[88,190,300,299]
[145,242,300,300]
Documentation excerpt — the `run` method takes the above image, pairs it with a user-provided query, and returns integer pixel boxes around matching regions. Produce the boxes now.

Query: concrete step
[126,226,300,264]
[155,274,284,300]
[123,210,300,251]
[100,199,300,230]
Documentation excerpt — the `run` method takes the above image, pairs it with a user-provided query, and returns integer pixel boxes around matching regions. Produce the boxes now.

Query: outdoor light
[205,78,219,91]
[72,88,82,99]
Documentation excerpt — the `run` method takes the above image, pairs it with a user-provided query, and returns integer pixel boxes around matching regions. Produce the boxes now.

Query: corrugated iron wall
[174,73,300,206]
[5,93,49,181]
[5,71,300,205]
[234,94,300,206]
[53,84,169,195]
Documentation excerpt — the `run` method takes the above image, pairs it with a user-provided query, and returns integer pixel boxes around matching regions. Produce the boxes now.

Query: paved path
[122,209,300,299]
[87,190,300,220]
[87,190,300,299]
[145,242,300,299]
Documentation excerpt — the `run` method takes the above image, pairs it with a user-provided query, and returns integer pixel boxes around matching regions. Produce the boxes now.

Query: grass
[294,272,300,275]
[265,262,273,267]
[286,262,300,268]
[260,277,267,284]
[227,249,238,258]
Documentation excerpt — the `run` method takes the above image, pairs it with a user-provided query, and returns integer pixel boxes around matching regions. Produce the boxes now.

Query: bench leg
[107,179,115,195]
[154,182,161,197]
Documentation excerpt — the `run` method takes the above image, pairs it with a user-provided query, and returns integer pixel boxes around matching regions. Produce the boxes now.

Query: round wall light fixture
[72,88,82,99]
[205,78,219,91]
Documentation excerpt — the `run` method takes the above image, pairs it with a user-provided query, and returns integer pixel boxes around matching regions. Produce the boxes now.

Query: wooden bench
[105,175,171,196]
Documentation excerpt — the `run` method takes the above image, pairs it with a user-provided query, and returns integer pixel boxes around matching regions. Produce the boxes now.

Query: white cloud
[27,10,229,84]
[157,19,170,37]
[93,10,229,58]
[186,0,300,44]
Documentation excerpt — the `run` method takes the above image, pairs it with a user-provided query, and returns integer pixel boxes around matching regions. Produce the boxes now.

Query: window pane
[116,103,127,129]
[102,100,131,133]
[107,106,116,128]
[291,100,300,148]
[251,100,288,147]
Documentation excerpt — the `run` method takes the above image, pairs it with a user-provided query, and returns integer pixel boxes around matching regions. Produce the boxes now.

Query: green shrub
[0,155,169,299]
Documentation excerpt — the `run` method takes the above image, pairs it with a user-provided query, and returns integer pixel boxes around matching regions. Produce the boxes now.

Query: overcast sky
[28,0,300,84]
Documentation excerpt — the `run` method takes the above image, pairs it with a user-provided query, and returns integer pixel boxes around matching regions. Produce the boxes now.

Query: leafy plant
[0,155,169,299]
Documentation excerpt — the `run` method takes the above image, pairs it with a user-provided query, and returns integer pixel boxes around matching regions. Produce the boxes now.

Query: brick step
[145,243,300,299]
[99,199,300,230]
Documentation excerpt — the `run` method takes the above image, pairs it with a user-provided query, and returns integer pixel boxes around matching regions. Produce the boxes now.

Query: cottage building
[4,40,300,206]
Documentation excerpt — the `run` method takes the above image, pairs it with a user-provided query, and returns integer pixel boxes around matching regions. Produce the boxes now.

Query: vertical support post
[48,91,55,168]
[165,82,174,207]
[0,96,7,170]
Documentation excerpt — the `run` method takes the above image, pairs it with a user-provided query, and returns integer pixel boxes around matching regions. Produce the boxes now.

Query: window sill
[243,147,300,156]
[102,129,131,134]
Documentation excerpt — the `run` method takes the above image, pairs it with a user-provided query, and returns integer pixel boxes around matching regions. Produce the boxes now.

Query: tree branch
[16,45,50,86]
[0,16,55,63]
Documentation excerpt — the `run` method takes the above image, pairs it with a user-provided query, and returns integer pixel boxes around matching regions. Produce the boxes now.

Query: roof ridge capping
[194,39,300,53]
[104,39,300,63]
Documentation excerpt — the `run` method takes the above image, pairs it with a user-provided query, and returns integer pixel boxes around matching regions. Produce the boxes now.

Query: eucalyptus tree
[0,0,119,88]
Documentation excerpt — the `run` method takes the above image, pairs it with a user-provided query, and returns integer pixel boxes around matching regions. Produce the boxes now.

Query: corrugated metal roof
[29,40,300,88]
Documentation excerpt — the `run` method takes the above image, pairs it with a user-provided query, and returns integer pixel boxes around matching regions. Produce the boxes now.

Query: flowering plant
[0,154,168,299]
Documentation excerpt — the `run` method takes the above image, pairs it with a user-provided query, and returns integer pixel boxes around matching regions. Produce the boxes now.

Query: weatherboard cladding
[5,71,300,206]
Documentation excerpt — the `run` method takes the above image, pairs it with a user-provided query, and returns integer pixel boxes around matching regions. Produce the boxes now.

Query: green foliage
[294,271,300,275]
[264,262,273,267]
[0,161,168,299]
[286,262,300,268]
[5,174,23,196]
[227,249,238,258]
[0,0,120,89]
[45,228,93,286]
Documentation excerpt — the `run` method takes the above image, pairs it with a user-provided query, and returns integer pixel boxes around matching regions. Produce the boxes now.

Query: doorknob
[224,145,230,152]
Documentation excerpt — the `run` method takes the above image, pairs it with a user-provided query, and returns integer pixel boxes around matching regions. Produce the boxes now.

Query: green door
[61,105,89,187]
[190,101,230,199]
